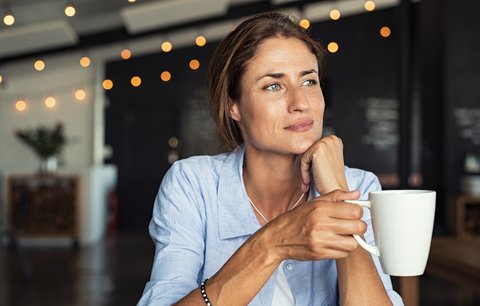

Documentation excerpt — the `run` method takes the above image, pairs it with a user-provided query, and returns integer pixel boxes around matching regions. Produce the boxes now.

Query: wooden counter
[400,237,480,306]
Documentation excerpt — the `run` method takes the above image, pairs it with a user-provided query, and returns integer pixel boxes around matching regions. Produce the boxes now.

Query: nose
[287,86,310,113]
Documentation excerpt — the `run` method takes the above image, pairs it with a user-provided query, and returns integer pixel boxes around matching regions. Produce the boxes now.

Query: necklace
[247,189,308,224]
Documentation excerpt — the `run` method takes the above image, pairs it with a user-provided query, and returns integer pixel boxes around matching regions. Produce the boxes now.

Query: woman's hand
[300,135,349,194]
[264,189,366,262]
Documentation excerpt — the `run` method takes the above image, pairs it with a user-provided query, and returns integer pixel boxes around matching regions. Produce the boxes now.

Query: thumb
[321,189,360,202]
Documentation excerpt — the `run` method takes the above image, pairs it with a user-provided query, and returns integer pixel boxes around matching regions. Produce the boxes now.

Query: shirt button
[285,263,293,271]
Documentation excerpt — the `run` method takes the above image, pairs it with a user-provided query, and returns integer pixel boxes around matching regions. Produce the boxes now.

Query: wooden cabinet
[7,175,78,240]
[456,195,480,238]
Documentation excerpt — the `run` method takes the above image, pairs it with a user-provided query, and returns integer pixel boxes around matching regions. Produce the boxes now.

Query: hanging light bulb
[327,42,339,53]
[65,1,76,17]
[75,89,86,101]
[365,1,376,11]
[3,11,14,26]
[16,99,27,111]
[380,26,391,38]
[161,41,173,52]
[45,96,56,108]
[195,35,207,47]
[189,59,200,70]
[131,76,141,87]
[121,48,132,60]
[160,71,171,82]
[102,79,113,90]
[80,56,91,67]
[34,59,46,71]
[299,18,310,30]
[330,9,341,20]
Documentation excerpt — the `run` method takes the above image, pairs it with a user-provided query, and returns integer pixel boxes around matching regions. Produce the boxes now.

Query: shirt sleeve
[359,171,405,306]
[137,162,206,306]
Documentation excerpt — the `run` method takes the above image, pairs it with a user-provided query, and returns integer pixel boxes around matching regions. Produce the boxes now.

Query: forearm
[321,175,391,305]
[336,246,392,306]
[175,229,280,306]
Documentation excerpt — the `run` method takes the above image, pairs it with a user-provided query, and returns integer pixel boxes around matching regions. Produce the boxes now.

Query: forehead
[244,37,318,74]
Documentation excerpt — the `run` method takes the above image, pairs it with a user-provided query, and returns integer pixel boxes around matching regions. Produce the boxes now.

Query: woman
[138,12,403,306]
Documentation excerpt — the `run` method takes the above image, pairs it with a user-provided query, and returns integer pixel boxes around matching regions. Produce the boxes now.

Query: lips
[284,119,314,132]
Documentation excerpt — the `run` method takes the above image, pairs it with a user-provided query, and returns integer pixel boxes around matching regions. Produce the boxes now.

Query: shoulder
[161,150,237,190]
[344,166,381,199]
[170,153,229,174]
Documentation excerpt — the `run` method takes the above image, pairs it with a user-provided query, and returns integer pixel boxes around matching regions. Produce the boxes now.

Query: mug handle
[345,200,380,257]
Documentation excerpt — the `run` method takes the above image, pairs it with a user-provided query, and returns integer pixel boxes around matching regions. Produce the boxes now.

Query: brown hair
[207,11,325,150]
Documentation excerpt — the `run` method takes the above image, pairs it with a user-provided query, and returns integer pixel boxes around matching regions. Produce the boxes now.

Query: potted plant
[15,122,69,174]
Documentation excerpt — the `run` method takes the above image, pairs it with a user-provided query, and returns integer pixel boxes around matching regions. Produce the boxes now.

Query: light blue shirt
[138,145,404,306]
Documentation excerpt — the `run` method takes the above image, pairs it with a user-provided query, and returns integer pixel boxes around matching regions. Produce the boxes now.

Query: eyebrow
[256,69,318,81]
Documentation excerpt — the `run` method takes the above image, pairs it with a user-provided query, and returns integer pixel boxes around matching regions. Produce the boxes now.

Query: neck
[242,144,306,221]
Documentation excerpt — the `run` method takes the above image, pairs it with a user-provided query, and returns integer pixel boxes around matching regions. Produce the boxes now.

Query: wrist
[250,225,284,267]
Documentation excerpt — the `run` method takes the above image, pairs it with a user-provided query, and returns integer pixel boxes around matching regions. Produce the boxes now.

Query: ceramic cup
[346,190,436,276]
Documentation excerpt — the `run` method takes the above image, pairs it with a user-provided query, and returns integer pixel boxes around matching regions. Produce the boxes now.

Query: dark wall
[311,8,401,185]
[444,0,480,194]
[105,43,219,230]
[417,0,480,233]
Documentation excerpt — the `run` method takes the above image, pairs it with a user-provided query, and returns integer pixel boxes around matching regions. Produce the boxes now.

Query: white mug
[346,190,436,276]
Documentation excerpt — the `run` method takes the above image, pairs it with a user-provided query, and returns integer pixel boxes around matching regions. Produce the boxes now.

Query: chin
[287,139,316,155]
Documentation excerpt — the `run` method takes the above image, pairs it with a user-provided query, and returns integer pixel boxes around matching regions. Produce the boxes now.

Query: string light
[44,96,56,108]
[195,35,207,47]
[168,137,179,148]
[3,11,14,26]
[80,56,91,67]
[299,18,310,29]
[34,60,46,71]
[65,1,76,17]
[75,89,86,101]
[128,0,136,2]
[131,76,141,87]
[189,59,200,70]
[327,42,339,53]
[102,79,113,90]
[161,41,173,52]
[330,9,341,21]
[16,100,27,111]
[160,71,171,82]
[380,26,391,38]
[365,1,376,11]
[121,48,132,60]
[0,74,3,84]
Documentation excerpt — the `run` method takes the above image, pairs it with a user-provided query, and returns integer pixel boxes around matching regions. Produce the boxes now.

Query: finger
[327,235,359,253]
[328,219,367,235]
[318,189,360,202]
[300,150,315,192]
[315,249,350,260]
[334,190,360,202]
[311,200,364,220]
[311,235,359,257]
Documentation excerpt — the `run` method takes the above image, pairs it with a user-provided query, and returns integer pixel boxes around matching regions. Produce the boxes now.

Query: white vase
[39,156,58,174]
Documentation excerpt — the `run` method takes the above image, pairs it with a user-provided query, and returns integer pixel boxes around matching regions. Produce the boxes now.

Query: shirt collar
[217,145,261,239]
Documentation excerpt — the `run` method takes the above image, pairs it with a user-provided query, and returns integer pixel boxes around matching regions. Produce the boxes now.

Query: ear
[229,98,241,122]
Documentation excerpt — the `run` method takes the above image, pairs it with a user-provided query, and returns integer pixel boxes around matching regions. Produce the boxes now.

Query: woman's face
[230,36,325,155]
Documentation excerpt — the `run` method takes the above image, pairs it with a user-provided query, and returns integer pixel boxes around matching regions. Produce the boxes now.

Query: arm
[177,190,366,306]
[300,135,397,306]
[139,162,370,305]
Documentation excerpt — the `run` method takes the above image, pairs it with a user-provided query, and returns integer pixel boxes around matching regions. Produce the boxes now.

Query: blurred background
[0,0,479,305]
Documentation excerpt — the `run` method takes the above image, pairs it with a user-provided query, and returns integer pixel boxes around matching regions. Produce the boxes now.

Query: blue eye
[302,79,318,86]
[265,83,281,91]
